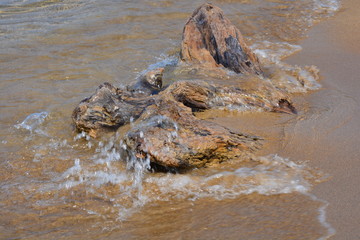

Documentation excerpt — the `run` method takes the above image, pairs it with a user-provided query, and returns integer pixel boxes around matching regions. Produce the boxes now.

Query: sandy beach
[285,0,360,238]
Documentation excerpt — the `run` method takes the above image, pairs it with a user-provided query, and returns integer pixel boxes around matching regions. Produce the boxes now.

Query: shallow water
[0,0,341,239]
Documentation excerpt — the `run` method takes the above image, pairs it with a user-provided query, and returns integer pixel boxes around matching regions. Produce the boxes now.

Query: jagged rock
[180,3,262,75]
[123,97,262,170]
[72,79,295,169]
[72,69,165,137]
[72,83,154,138]
[72,3,297,170]
[165,80,296,114]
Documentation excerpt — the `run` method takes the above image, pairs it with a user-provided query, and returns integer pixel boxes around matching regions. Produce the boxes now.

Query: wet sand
[285,0,360,238]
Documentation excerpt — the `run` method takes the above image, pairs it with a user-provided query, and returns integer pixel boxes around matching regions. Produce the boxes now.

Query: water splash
[143,154,314,201]
[14,111,48,134]
[252,41,321,92]
[314,0,341,15]
[137,55,178,78]
[46,138,317,220]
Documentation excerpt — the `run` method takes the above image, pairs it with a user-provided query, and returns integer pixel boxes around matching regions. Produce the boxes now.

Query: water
[0,0,340,239]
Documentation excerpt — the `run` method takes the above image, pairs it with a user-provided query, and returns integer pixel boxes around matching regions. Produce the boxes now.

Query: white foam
[43,132,319,222]
[314,0,340,14]
[137,55,178,78]
[305,193,336,240]
[252,41,302,64]
[252,41,321,92]
[143,155,313,201]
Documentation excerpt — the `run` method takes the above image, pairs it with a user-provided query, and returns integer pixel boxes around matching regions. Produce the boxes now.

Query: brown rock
[71,3,297,170]
[72,79,294,168]
[71,82,154,138]
[180,3,263,75]
[123,97,262,170]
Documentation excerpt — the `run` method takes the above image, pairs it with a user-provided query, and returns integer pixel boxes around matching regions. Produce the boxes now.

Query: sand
[285,0,360,238]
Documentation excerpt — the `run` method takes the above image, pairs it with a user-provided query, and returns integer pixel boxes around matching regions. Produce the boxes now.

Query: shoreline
[285,0,360,238]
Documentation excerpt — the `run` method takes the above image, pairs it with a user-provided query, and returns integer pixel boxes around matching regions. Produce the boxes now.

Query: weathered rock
[180,3,262,75]
[72,3,297,170]
[123,97,262,170]
[72,79,295,138]
[72,68,166,137]
[166,80,296,114]
[72,83,154,138]
[72,79,295,169]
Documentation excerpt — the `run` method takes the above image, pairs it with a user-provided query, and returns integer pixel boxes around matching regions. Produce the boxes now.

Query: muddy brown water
[0,0,347,239]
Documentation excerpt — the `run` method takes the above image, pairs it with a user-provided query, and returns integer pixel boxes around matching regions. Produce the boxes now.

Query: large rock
[72,79,295,137]
[123,97,261,170]
[180,3,263,75]
[72,79,295,169]
[72,3,297,170]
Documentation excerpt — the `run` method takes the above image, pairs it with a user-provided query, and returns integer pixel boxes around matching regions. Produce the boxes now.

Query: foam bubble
[314,0,340,14]
[143,155,313,201]
[252,41,321,92]
[35,129,319,222]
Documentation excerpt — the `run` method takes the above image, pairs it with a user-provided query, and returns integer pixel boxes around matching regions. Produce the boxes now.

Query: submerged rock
[72,3,297,170]
[127,68,164,97]
[180,3,263,75]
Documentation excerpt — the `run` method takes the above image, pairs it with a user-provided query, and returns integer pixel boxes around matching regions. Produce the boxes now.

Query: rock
[127,68,164,97]
[123,97,262,170]
[72,78,295,170]
[72,79,295,138]
[71,3,297,170]
[72,68,166,137]
[72,82,154,138]
[166,80,296,114]
[180,3,262,75]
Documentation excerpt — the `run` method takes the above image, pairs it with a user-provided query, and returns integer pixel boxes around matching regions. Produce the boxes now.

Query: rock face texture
[123,97,261,170]
[72,82,154,138]
[180,3,262,75]
[72,3,296,170]
[72,68,165,137]
[72,79,295,168]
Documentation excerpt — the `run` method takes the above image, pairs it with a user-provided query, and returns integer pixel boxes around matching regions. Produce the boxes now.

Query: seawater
[0,0,340,239]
